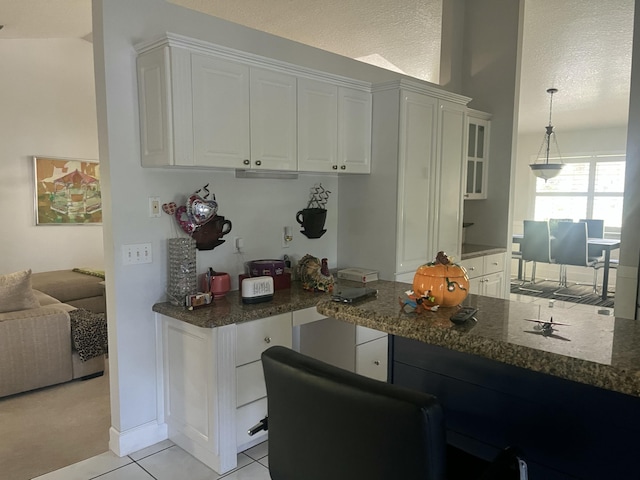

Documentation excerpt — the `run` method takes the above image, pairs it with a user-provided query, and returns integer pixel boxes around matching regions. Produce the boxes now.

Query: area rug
[510,280,615,308]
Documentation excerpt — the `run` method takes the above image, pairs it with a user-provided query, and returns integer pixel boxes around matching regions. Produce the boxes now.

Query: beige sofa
[0,270,106,398]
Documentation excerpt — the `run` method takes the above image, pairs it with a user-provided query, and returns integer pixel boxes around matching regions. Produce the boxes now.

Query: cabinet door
[482,271,504,298]
[298,78,338,172]
[465,116,490,200]
[338,87,371,173]
[137,46,193,167]
[249,68,297,171]
[468,276,483,295]
[396,90,438,274]
[192,53,250,168]
[435,100,465,260]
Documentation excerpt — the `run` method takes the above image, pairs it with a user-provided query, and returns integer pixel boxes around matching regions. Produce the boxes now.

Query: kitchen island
[316,281,640,480]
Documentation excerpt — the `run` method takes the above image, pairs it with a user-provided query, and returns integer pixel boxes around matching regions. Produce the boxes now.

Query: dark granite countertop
[154,278,640,398]
[316,280,640,398]
[153,283,333,328]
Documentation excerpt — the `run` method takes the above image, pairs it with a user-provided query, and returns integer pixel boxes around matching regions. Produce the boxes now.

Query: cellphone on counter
[331,287,378,303]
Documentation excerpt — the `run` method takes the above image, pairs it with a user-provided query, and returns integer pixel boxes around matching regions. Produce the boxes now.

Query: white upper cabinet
[338,87,372,173]
[297,78,338,172]
[192,53,251,168]
[396,91,438,273]
[298,78,371,173]
[136,35,371,173]
[249,67,297,171]
[336,81,469,281]
[137,46,194,167]
[396,94,465,272]
[464,109,491,200]
[435,100,466,257]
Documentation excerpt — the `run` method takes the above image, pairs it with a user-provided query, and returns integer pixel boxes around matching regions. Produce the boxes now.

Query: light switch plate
[122,243,152,265]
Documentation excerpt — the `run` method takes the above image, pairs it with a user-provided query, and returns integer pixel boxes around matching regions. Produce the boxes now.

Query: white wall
[92,0,409,455]
[455,0,524,253]
[0,39,104,274]
[617,0,640,319]
[509,127,628,291]
[512,126,629,226]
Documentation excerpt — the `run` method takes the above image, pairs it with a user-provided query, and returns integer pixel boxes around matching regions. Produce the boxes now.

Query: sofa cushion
[0,269,40,314]
[33,289,62,307]
[30,270,104,303]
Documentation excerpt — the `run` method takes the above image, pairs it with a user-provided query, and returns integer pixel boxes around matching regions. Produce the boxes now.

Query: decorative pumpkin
[412,251,469,307]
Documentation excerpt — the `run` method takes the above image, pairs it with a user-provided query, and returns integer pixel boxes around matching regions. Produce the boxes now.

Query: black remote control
[450,307,478,324]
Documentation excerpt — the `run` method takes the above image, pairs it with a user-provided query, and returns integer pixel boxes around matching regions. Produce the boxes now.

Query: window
[534,154,626,230]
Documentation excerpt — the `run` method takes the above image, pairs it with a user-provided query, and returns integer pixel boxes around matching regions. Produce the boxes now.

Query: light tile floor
[33,440,270,480]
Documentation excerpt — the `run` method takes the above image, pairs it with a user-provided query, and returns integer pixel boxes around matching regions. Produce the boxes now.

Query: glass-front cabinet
[465,110,491,200]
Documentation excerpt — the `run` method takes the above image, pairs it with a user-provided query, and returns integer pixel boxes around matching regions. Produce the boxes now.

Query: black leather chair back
[522,220,552,263]
[262,345,448,480]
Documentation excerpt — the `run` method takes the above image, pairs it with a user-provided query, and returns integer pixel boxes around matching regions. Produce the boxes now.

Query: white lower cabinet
[157,307,385,475]
[460,253,506,298]
[157,312,291,475]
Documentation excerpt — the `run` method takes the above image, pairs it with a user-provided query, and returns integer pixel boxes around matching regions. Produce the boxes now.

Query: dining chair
[510,249,524,285]
[553,221,599,297]
[518,220,554,293]
[252,345,528,480]
[579,219,605,259]
[548,218,572,237]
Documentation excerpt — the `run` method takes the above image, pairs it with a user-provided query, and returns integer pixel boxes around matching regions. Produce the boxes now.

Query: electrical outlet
[149,197,161,218]
[122,243,153,265]
[234,237,244,253]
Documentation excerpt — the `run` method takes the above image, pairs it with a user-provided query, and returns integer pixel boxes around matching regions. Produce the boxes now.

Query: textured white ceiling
[518,0,633,133]
[169,0,443,83]
[0,0,633,133]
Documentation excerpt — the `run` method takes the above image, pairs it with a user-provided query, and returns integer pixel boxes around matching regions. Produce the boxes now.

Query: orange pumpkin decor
[412,251,470,307]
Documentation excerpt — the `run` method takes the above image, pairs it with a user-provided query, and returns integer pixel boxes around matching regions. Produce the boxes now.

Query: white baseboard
[109,421,168,457]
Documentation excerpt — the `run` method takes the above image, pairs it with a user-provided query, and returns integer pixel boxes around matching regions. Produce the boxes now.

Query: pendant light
[529,87,564,181]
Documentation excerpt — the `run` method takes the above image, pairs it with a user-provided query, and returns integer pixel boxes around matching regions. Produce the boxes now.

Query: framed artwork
[33,156,102,225]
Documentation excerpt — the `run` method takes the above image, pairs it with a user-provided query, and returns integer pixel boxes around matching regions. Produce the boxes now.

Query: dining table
[512,233,620,301]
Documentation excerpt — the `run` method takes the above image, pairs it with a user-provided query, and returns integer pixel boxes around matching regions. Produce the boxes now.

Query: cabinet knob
[469,266,476,271]
[264,336,271,344]
[255,160,262,166]
[243,159,250,165]
[464,193,470,198]
[373,360,380,366]
[332,165,338,170]
[340,165,346,170]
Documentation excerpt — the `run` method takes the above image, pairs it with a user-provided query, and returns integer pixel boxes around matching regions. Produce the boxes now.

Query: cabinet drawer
[483,253,505,275]
[236,397,268,448]
[236,360,266,408]
[460,257,483,279]
[236,313,292,366]
[356,336,388,381]
[355,325,386,345]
